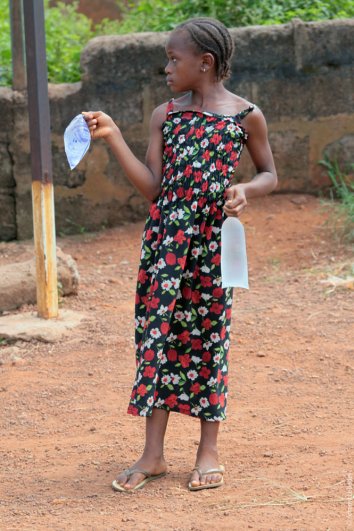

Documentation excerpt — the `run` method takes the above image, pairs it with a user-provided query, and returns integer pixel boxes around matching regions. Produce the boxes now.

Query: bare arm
[223,106,278,217]
[82,104,166,201]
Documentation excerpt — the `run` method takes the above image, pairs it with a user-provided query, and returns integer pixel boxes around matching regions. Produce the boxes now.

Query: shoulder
[241,104,268,135]
[149,101,172,131]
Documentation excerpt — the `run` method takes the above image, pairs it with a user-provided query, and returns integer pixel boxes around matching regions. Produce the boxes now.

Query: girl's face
[165,31,205,92]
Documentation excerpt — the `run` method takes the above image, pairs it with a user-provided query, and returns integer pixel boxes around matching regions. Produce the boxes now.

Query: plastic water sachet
[221,217,249,289]
[64,114,91,170]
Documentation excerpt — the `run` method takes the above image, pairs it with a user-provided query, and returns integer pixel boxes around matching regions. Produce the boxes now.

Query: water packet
[221,216,249,289]
[64,114,91,170]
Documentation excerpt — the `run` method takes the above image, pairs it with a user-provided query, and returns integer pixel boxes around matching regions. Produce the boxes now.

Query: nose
[165,61,171,74]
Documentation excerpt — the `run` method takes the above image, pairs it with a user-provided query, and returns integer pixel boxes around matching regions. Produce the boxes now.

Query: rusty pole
[23,0,58,319]
[10,0,26,91]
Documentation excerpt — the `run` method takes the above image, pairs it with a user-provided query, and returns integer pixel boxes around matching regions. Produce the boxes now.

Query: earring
[202,67,206,72]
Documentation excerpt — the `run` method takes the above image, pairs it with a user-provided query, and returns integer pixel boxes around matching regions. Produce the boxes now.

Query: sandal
[188,465,225,491]
[111,468,167,492]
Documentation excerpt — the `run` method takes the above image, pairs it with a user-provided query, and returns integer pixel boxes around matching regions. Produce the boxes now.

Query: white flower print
[191,406,202,415]
[212,226,221,234]
[177,209,185,220]
[198,306,208,316]
[173,117,181,124]
[207,377,217,387]
[200,138,209,148]
[175,310,185,321]
[209,183,216,192]
[143,338,153,348]
[191,328,201,336]
[169,211,178,221]
[185,226,194,235]
[161,280,172,290]
[187,370,198,381]
[150,328,161,339]
[213,353,221,363]
[140,407,148,416]
[210,163,216,172]
[163,235,174,245]
[178,134,186,144]
[200,265,210,273]
[200,397,210,408]
[171,277,180,289]
[227,123,236,132]
[193,160,202,168]
[155,398,165,407]
[192,225,200,235]
[160,354,167,364]
[184,311,192,322]
[179,393,189,401]
[191,247,202,258]
[157,258,166,269]
[201,293,212,301]
[191,356,202,364]
[171,374,180,385]
[215,182,221,192]
[224,339,230,350]
[210,332,220,343]
[167,333,177,342]
[147,396,154,406]
[157,305,168,316]
[157,349,163,359]
[203,340,212,350]
[151,241,158,251]
[209,241,218,252]
[191,201,198,211]
[161,375,171,385]
[205,125,214,133]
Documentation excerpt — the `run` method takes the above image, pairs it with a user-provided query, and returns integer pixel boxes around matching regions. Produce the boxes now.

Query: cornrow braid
[174,17,234,81]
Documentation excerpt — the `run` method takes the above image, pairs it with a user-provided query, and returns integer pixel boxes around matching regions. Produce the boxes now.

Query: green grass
[319,157,354,243]
[1,0,354,85]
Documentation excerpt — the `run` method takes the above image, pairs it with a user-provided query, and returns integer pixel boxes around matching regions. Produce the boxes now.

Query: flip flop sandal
[188,465,225,491]
[111,468,167,492]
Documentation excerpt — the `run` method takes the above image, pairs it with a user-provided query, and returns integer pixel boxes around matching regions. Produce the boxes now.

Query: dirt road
[1,194,353,530]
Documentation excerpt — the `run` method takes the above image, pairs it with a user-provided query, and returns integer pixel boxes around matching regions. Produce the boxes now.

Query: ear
[200,52,215,73]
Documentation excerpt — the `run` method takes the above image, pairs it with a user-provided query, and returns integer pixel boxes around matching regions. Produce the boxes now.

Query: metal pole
[23,0,58,319]
[10,0,26,91]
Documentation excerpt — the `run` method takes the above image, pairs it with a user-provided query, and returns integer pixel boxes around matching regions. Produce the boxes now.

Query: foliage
[319,156,354,243]
[1,0,354,85]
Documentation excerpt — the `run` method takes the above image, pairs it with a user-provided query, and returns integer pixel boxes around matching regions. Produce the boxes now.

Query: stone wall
[1,19,353,240]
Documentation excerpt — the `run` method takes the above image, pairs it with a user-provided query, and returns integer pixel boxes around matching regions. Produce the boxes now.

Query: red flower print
[211,253,221,265]
[144,349,154,361]
[143,366,156,378]
[194,170,202,182]
[185,188,193,201]
[226,308,232,319]
[202,150,211,161]
[177,187,184,198]
[179,354,191,368]
[191,338,203,350]
[137,384,148,397]
[178,330,190,344]
[190,382,201,394]
[182,286,192,299]
[205,226,213,240]
[219,393,225,407]
[202,318,212,330]
[200,276,212,287]
[167,349,177,362]
[165,394,178,408]
[149,296,160,309]
[216,159,223,170]
[210,302,224,315]
[212,287,223,298]
[179,403,191,414]
[192,290,201,304]
[199,366,211,379]
[223,375,228,385]
[220,326,226,339]
[165,252,176,265]
[150,203,160,220]
[177,255,187,268]
[195,126,205,138]
[138,269,148,284]
[210,133,222,145]
[160,322,170,334]
[198,196,207,208]
[202,351,211,362]
[184,164,193,176]
[173,124,182,135]
[217,369,222,383]
[209,393,219,405]
[127,405,138,416]
[225,141,233,152]
[201,181,208,192]
[145,229,153,241]
[215,121,226,130]
[174,230,186,244]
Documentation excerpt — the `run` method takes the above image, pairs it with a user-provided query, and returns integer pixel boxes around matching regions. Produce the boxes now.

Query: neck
[188,83,228,109]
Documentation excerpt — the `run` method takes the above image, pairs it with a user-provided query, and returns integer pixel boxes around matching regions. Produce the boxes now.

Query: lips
[166,78,173,85]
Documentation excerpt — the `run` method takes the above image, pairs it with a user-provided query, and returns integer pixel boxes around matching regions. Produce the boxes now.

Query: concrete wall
[1,18,353,240]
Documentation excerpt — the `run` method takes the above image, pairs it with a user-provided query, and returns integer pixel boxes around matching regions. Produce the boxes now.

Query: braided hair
[174,17,234,81]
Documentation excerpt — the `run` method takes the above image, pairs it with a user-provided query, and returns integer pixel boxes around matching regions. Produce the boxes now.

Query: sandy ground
[0,194,353,531]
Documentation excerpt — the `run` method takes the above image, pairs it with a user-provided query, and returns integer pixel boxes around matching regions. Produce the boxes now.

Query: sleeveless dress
[127,99,254,421]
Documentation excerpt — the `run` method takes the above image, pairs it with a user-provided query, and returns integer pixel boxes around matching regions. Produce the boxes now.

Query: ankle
[196,444,219,459]
[141,447,165,462]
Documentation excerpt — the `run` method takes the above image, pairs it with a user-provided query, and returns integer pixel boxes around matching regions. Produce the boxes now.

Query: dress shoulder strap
[236,105,255,120]
[166,99,174,117]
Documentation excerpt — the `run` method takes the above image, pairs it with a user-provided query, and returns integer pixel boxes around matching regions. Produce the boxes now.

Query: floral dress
[127,99,254,421]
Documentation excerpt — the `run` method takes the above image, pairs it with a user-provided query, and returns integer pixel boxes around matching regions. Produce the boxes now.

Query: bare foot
[113,454,167,491]
[189,446,223,489]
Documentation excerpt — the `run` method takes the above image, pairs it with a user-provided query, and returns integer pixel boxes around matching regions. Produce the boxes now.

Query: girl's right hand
[82,111,119,141]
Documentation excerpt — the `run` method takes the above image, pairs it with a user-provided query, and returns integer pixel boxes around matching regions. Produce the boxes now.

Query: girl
[83,17,277,492]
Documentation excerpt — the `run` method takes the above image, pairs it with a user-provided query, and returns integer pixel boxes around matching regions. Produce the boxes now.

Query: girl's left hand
[223,183,247,217]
